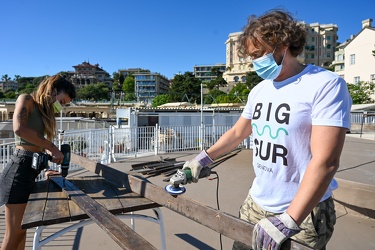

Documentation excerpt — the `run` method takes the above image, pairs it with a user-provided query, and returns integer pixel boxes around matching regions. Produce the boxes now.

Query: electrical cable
[209,171,223,250]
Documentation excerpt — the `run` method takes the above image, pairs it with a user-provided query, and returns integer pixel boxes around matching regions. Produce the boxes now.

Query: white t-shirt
[241,64,352,213]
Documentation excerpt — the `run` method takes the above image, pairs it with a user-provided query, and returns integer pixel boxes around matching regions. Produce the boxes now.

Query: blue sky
[1,0,374,80]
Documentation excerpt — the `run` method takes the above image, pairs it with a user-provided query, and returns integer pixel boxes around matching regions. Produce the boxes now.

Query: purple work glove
[182,150,213,183]
[252,212,302,250]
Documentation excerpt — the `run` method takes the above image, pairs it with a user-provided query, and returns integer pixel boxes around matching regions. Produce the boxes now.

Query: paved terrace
[0,134,374,249]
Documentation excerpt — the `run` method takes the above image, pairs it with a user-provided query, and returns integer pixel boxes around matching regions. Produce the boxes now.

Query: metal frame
[32,207,166,250]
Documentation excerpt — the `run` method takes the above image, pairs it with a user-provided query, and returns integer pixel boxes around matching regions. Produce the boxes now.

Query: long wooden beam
[71,154,312,249]
[50,176,157,250]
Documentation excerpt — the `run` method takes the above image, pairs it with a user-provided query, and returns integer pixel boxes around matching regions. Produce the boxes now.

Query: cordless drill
[60,144,71,178]
[31,144,71,177]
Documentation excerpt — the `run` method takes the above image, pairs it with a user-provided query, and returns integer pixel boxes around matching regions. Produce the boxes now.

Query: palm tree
[1,74,11,82]
[14,75,21,82]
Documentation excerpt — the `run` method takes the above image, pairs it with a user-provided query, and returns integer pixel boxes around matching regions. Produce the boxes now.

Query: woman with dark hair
[0,74,76,249]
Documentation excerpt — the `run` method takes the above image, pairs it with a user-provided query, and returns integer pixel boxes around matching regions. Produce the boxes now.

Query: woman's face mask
[53,100,63,113]
[252,49,286,80]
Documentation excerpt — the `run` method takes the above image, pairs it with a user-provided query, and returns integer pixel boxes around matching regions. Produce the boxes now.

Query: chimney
[362,18,373,29]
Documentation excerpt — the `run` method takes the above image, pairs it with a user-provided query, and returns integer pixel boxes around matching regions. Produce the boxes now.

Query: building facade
[193,64,226,82]
[69,61,113,88]
[223,22,338,84]
[0,80,18,92]
[134,72,170,104]
[223,32,251,84]
[334,19,375,85]
[118,68,150,78]
[303,22,338,66]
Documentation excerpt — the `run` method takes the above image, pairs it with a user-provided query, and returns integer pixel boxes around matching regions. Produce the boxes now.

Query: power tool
[60,144,71,178]
[165,167,212,195]
[31,144,71,177]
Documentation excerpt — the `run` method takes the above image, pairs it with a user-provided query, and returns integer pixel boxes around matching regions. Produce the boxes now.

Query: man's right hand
[182,150,213,183]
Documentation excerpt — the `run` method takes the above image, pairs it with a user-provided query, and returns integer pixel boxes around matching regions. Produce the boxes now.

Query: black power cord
[208,171,223,250]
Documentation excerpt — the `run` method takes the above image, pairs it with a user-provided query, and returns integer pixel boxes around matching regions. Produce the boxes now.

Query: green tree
[17,77,35,87]
[229,83,250,103]
[19,83,36,94]
[4,90,16,99]
[204,89,226,104]
[152,94,171,107]
[14,75,21,81]
[210,66,223,78]
[112,72,124,91]
[347,81,375,104]
[58,71,70,78]
[206,76,227,91]
[123,93,136,102]
[122,75,135,93]
[77,83,110,101]
[1,74,11,82]
[169,72,202,103]
[112,84,122,92]
[245,71,262,90]
[205,67,227,90]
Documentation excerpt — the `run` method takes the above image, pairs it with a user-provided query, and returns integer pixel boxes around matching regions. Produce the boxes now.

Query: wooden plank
[71,154,312,249]
[69,177,123,214]
[22,180,49,229]
[103,182,160,213]
[42,179,72,225]
[51,176,157,250]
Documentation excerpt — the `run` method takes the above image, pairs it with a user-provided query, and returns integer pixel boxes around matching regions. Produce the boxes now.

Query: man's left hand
[252,212,302,250]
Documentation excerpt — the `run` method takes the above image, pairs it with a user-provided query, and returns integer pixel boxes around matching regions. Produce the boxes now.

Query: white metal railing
[2,110,375,179]
[350,111,375,124]
[0,124,253,181]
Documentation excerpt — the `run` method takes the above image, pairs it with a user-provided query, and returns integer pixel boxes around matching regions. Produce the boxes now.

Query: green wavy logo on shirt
[252,123,288,139]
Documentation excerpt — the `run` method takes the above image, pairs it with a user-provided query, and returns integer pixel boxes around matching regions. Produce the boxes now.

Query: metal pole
[200,83,203,150]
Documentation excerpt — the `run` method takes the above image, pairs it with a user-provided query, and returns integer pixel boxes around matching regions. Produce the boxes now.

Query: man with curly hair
[182,9,352,249]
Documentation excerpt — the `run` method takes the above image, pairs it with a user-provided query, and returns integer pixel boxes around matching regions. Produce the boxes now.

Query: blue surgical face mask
[252,49,286,80]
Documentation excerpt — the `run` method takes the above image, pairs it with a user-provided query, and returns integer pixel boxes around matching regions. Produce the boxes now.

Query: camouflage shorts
[232,195,336,250]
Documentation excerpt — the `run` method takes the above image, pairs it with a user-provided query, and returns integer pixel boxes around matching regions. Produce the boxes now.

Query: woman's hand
[45,169,61,180]
[48,145,64,165]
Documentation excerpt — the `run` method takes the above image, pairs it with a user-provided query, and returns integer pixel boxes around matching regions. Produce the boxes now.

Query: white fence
[1,124,253,180]
[2,111,374,180]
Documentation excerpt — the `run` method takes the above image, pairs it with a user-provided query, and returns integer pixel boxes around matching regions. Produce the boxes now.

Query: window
[311,54,315,59]
[234,76,239,83]
[354,76,360,84]
[311,37,315,42]
[241,76,246,82]
[327,44,331,49]
[371,74,375,83]
[350,54,356,65]
[327,36,331,41]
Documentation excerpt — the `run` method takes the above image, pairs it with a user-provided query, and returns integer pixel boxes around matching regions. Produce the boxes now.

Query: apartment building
[333,19,375,85]
[0,80,18,92]
[193,64,226,82]
[118,68,150,78]
[303,22,338,66]
[134,72,170,104]
[223,22,338,84]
